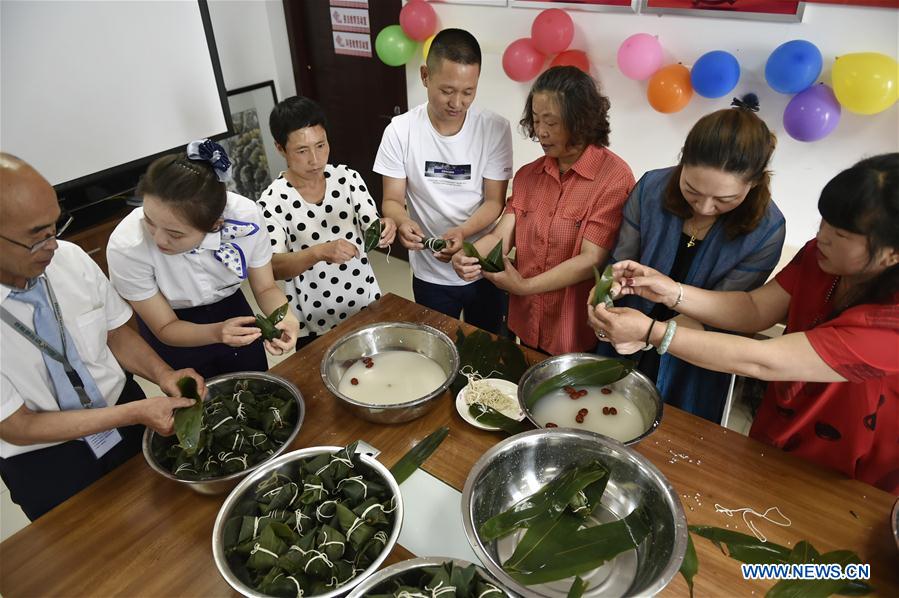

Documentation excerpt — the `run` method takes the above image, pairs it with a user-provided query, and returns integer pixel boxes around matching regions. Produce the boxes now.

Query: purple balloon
[783,84,841,142]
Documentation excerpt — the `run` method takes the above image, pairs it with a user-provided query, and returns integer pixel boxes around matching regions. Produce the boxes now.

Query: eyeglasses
[0,213,74,254]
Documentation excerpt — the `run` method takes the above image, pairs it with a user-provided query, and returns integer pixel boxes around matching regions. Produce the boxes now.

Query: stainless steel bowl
[142,371,305,495]
[212,446,404,598]
[462,429,687,598]
[517,353,662,446]
[321,322,459,424]
[346,557,514,598]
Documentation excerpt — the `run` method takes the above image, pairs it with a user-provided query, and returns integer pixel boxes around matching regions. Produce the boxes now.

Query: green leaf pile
[222,442,397,596]
[451,328,528,396]
[365,561,507,598]
[153,378,298,480]
[686,527,874,597]
[479,461,652,586]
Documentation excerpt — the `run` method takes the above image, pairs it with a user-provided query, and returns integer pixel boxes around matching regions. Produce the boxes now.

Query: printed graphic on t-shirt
[424,161,471,186]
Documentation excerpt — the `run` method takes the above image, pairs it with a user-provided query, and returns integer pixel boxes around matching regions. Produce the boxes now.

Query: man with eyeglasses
[0,153,205,520]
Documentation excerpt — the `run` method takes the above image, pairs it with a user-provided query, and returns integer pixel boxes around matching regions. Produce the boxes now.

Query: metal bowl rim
[346,556,513,598]
[460,427,688,597]
[212,445,405,598]
[320,321,461,411]
[517,352,663,446]
[141,370,306,487]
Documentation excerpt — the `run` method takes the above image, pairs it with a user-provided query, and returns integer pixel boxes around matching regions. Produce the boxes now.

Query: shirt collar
[539,144,605,182]
[197,230,223,251]
[1,276,40,302]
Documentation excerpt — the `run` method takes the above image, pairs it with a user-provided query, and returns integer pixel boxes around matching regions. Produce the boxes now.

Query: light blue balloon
[690,51,741,99]
[765,40,823,94]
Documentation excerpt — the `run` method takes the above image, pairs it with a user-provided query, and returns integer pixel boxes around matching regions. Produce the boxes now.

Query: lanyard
[0,277,94,408]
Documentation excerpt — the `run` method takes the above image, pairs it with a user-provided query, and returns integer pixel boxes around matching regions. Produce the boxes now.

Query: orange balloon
[647,64,693,113]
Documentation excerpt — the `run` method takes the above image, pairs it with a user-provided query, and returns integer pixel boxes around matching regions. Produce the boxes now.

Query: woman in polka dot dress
[107,140,299,378]
[259,96,396,348]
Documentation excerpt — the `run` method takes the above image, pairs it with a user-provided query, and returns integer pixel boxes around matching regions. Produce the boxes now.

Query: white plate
[455,378,525,431]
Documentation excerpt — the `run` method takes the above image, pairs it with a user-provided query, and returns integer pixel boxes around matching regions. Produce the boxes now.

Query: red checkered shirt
[505,144,634,354]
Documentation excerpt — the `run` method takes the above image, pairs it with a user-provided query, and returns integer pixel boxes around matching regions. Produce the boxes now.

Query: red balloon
[399,0,437,42]
[550,50,590,73]
[503,38,545,82]
[531,8,574,55]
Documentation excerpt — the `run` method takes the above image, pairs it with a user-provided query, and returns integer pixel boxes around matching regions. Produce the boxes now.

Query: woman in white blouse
[258,96,395,348]
[107,140,299,378]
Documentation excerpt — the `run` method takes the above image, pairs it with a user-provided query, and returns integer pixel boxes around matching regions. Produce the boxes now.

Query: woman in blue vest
[596,96,785,423]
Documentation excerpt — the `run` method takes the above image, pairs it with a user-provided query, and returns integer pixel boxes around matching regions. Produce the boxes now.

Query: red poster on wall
[641,0,804,20]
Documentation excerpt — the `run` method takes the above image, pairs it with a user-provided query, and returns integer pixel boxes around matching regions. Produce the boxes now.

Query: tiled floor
[0,252,756,540]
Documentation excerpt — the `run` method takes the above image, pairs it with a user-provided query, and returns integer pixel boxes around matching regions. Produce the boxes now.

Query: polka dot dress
[258,164,382,338]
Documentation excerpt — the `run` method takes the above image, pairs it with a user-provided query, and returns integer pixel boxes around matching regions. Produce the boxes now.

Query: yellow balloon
[831,52,898,115]
[422,34,436,63]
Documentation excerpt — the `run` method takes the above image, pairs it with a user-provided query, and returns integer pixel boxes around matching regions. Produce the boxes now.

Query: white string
[459,365,504,384]
[714,503,792,542]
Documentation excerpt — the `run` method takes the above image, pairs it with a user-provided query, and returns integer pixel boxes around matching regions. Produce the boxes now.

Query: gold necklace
[685,219,715,248]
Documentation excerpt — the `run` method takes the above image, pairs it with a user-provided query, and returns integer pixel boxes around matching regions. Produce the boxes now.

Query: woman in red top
[588,154,899,493]
[452,66,634,354]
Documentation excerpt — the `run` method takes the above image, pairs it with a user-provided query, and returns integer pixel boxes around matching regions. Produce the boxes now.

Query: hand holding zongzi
[220,315,263,347]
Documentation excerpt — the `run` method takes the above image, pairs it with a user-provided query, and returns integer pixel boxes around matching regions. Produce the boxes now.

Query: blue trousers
[412,277,507,335]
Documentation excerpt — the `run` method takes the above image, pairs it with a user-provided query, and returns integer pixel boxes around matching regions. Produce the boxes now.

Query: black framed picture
[219,81,286,201]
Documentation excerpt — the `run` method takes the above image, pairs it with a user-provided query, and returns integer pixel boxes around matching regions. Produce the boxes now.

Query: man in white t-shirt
[0,154,203,520]
[375,28,513,333]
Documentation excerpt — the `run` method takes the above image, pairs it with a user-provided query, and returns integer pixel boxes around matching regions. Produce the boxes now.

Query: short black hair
[426,28,481,71]
[269,96,329,149]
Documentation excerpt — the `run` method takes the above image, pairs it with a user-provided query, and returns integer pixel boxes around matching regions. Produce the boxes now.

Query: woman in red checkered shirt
[452,66,634,354]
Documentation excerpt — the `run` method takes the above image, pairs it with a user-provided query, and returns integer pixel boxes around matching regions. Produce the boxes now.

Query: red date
[600,387,612,395]
[545,422,558,428]
[350,378,359,385]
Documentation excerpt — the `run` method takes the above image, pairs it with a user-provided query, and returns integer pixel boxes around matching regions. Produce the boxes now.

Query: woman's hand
[611,260,681,308]
[219,316,262,347]
[452,251,481,281]
[265,315,300,356]
[157,368,207,399]
[378,218,397,248]
[318,239,359,264]
[483,258,531,295]
[136,396,197,436]
[587,303,652,350]
[397,220,425,250]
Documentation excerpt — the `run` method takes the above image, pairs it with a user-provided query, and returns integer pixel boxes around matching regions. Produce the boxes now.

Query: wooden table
[1,294,896,597]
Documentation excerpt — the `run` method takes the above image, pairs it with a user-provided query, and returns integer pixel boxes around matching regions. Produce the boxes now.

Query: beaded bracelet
[641,318,657,351]
[657,320,678,355]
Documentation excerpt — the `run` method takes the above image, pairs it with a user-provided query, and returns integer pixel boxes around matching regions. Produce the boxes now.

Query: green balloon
[375,25,417,67]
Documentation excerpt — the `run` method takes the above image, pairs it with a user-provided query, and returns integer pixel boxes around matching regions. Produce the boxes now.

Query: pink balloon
[617,33,663,81]
[551,50,590,74]
[503,38,545,82]
[399,0,437,42]
[531,9,574,55]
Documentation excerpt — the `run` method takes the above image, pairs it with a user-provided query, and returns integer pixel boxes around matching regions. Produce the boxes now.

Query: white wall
[207,0,296,102]
[405,2,899,257]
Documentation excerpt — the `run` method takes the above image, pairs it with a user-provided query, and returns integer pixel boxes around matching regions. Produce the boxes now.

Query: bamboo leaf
[421,237,447,252]
[268,302,288,326]
[689,526,793,564]
[506,503,652,585]
[173,376,203,457]
[591,265,615,307]
[451,329,528,396]
[680,532,698,598]
[503,472,609,572]
[254,302,289,341]
[463,241,505,273]
[364,219,382,253]
[526,359,636,410]
[389,426,449,484]
[469,403,531,435]
[485,239,505,271]
[567,576,588,598]
[479,461,607,541]
[766,550,873,597]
